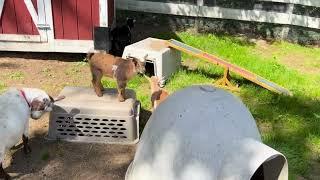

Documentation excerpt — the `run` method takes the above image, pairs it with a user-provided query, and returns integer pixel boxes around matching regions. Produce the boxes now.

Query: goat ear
[49,95,54,102]
[54,95,66,102]
[132,58,138,66]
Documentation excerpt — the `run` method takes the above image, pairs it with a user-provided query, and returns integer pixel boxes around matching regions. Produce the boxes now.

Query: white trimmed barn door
[0,0,53,42]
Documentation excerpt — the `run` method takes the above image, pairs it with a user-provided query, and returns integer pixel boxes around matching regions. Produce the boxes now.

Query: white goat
[0,88,64,180]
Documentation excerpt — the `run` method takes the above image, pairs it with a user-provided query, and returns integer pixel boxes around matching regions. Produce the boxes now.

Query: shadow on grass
[180,65,223,80]
[199,30,257,47]
[241,88,320,178]
[166,58,320,178]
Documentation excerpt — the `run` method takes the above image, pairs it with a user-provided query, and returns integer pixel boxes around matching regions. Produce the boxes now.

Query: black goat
[110,18,135,57]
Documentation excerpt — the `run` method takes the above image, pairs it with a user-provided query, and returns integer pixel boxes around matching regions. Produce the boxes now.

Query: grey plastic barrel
[126,85,288,180]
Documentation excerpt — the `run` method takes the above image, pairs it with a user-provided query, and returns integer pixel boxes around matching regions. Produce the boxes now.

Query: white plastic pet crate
[122,38,181,87]
[48,86,140,144]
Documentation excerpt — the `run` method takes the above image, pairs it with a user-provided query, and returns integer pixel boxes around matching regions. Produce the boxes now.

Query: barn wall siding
[61,0,78,39]
[0,0,114,52]
[52,0,63,39]
[1,0,18,34]
[77,0,93,40]
[52,0,100,40]
[0,0,38,35]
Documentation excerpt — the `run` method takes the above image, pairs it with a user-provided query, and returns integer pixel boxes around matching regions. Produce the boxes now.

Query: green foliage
[0,81,6,93]
[8,71,24,80]
[104,31,319,179]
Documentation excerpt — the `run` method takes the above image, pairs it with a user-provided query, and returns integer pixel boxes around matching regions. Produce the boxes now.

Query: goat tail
[86,53,94,62]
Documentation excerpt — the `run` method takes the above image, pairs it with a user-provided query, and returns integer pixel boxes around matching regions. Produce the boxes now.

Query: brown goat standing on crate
[88,52,145,102]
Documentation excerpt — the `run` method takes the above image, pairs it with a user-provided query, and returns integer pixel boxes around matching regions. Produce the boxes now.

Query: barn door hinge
[37,24,51,30]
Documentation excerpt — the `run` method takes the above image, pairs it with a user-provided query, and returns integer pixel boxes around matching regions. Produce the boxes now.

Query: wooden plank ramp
[166,39,292,96]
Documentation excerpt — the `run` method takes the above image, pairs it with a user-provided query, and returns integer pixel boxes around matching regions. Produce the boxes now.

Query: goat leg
[0,163,10,180]
[117,81,127,102]
[22,135,31,154]
[91,68,103,97]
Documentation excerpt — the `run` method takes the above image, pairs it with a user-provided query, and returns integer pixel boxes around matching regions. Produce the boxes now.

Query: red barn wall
[52,0,114,40]
[0,0,39,35]
[52,0,99,40]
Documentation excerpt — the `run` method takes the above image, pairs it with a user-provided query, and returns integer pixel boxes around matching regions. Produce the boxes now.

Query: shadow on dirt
[6,129,136,180]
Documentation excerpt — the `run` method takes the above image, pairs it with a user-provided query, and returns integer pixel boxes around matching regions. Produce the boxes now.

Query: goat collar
[20,89,30,107]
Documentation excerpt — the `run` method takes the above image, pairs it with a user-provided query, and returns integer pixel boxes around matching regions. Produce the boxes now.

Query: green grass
[41,67,55,78]
[273,41,320,61]
[41,151,50,161]
[64,62,88,76]
[262,41,320,73]
[103,32,319,179]
[8,71,24,80]
[0,81,6,93]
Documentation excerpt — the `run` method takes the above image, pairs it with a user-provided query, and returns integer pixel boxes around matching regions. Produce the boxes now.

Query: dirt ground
[0,19,173,179]
[0,53,136,180]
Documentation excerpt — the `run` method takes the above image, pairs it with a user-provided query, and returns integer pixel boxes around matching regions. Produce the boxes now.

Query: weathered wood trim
[24,0,39,25]
[36,0,48,42]
[0,0,4,19]
[99,0,108,27]
[258,0,320,8]
[117,0,199,17]
[280,3,294,39]
[0,40,93,53]
[23,0,48,42]
[43,0,54,42]
[0,34,41,42]
[116,0,320,29]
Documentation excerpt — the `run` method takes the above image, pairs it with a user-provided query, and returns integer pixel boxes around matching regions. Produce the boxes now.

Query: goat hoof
[95,91,103,97]
[118,97,125,102]
[23,145,32,154]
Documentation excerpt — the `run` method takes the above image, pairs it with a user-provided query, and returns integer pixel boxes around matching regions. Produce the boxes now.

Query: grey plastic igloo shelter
[126,85,288,180]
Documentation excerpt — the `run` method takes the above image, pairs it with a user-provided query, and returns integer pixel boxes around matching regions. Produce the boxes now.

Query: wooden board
[166,39,292,96]
[61,0,78,39]
[116,0,320,30]
[31,0,38,35]
[52,0,101,40]
[0,39,93,52]
[1,0,18,34]
[258,0,320,8]
[14,0,37,35]
[52,0,63,39]
[92,0,100,27]
[77,0,93,40]
[0,0,39,35]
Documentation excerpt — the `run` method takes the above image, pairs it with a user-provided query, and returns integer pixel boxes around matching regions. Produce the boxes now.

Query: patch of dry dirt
[254,40,320,74]
[280,54,320,74]
[254,40,279,59]
[0,52,136,180]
